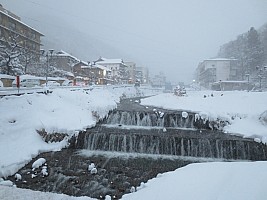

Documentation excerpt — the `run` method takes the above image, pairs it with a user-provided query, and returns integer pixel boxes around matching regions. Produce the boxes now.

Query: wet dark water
[10,149,193,199]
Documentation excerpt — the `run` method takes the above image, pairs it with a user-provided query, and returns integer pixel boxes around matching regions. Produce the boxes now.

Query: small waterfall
[71,107,267,161]
[105,111,196,128]
[80,129,267,161]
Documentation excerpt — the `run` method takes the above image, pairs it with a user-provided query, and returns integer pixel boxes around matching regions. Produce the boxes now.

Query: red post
[16,76,20,88]
[16,75,20,94]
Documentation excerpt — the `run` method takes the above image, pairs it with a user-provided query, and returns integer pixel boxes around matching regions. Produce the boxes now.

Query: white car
[42,81,60,87]
[12,79,40,87]
[62,80,73,86]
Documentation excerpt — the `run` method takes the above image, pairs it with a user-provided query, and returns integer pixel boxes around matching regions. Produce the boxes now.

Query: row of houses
[51,51,149,85]
[0,4,150,86]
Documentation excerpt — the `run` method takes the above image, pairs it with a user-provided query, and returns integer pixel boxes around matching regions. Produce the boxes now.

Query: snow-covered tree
[0,34,23,75]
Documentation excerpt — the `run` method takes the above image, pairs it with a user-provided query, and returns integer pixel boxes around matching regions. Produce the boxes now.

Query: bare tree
[0,34,23,75]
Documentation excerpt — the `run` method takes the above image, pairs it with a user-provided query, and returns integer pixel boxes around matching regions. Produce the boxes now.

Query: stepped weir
[10,97,267,199]
[74,98,267,161]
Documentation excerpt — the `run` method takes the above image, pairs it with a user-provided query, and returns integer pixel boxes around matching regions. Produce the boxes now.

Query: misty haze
[1,0,267,200]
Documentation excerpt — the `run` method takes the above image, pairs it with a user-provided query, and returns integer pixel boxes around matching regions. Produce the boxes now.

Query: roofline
[0,10,44,36]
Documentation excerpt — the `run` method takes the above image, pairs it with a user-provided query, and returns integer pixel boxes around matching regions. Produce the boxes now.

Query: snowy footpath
[1,88,267,200]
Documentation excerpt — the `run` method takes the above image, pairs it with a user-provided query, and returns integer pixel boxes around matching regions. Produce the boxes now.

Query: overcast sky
[1,0,267,83]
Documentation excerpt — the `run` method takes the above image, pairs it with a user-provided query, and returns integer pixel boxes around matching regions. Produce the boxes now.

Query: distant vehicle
[134,80,140,87]
[62,80,73,86]
[12,79,40,87]
[42,81,60,87]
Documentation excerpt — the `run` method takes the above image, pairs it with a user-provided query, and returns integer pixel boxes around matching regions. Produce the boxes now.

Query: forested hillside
[217,24,267,81]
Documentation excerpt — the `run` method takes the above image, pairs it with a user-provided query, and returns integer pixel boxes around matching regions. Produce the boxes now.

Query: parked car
[62,80,73,86]
[42,81,60,87]
[12,79,40,87]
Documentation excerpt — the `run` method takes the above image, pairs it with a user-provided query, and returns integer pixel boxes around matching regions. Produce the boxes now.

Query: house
[195,58,238,89]
[95,57,129,84]
[50,50,80,73]
[89,64,112,85]
[0,4,43,55]
[73,61,89,78]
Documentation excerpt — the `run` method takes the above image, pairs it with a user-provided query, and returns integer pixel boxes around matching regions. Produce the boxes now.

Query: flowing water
[9,97,267,199]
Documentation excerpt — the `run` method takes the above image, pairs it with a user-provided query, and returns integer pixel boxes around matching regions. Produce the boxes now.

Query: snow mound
[32,158,46,169]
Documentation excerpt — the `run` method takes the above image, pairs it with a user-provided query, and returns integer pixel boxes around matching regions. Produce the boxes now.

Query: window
[9,21,16,30]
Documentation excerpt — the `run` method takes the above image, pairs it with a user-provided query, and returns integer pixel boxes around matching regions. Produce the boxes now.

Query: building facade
[196,58,238,88]
[95,57,129,84]
[51,50,80,73]
[0,4,43,54]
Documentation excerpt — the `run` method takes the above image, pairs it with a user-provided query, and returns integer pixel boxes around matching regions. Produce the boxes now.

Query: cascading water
[105,110,197,128]
[74,98,267,161]
[80,128,267,160]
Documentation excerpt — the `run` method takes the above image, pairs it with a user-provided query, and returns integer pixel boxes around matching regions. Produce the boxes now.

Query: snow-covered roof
[91,64,111,71]
[96,58,123,64]
[204,58,238,61]
[0,74,15,79]
[20,75,42,80]
[55,50,80,61]
[213,80,248,83]
[0,10,44,36]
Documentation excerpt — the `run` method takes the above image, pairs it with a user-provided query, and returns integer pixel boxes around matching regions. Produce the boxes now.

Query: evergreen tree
[246,27,264,73]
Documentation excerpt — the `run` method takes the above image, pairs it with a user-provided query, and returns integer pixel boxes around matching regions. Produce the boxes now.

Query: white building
[196,58,238,88]
[95,57,128,84]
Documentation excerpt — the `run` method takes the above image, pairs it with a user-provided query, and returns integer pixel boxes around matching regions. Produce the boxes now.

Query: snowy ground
[141,90,267,143]
[1,87,267,200]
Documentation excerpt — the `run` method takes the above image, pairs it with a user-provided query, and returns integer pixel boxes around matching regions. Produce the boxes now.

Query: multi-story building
[0,4,43,54]
[136,66,149,84]
[151,72,166,87]
[51,50,80,73]
[196,58,238,88]
[124,61,136,84]
[95,57,129,84]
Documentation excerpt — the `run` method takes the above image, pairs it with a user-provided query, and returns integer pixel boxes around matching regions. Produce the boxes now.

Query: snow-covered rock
[90,167,97,175]
[130,186,136,193]
[41,168,48,177]
[15,173,22,181]
[182,111,188,118]
[32,158,46,170]
[31,174,37,179]
[88,163,95,171]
